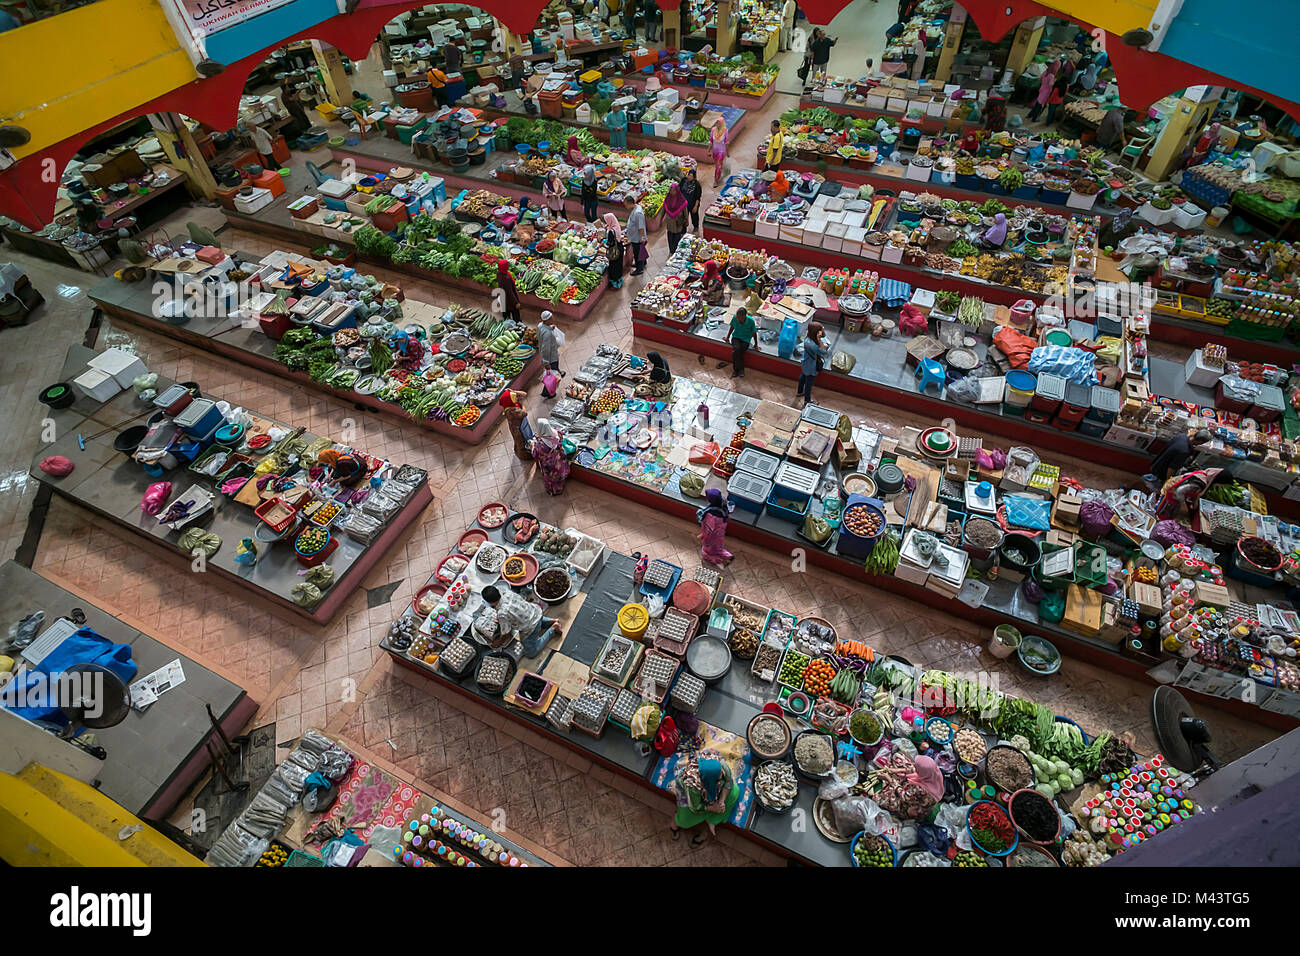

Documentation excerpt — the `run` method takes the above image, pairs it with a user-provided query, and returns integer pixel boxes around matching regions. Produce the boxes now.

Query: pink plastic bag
[141,482,172,516]
[898,303,928,336]
[541,369,560,398]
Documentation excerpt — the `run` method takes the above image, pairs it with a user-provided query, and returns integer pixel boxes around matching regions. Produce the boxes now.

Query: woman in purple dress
[532,419,570,495]
[696,487,734,567]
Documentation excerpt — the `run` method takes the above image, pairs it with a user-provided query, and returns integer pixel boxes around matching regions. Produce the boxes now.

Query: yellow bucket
[617,602,649,640]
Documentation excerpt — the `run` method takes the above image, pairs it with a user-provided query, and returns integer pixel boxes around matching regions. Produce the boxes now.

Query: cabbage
[1056,773,1073,791]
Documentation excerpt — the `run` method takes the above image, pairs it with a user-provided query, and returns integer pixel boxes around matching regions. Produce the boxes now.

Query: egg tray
[690,564,722,599]
[544,694,573,731]
[608,687,643,728]
[643,558,678,590]
[633,651,680,703]
[592,631,644,686]
[438,637,478,678]
[475,653,516,696]
[569,681,618,737]
[669,671,706,713]
[653,607,700,657]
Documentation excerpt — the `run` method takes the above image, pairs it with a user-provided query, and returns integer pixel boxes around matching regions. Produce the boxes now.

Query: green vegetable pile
[934,290,961,314]
[688,124,710,144]
[863,528,899,576]
[957,295,986,327]
[849,710,881,744]
[947,238,977,258]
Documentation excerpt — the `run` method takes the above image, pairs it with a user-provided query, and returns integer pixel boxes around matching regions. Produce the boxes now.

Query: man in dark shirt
[442,41,462,74]
[809,29,837,78]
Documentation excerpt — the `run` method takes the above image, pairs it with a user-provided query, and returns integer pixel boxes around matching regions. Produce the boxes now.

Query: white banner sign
[181,0,294,37]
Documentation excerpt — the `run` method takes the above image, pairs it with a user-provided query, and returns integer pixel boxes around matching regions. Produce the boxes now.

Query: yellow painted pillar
[933,20,966,84]
[1005,17,1046,77]
[313,40,353,108]
[715,0,736,57]
[662,7,681,50]
[151,114,218,201]
[1145,88,1222,180]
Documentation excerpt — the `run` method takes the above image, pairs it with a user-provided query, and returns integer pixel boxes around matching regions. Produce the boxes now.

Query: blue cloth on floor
[1,626,137,727]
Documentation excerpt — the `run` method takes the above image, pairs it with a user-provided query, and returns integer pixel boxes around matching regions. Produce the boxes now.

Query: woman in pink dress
[696,487,734,567]
[708,116,729,187]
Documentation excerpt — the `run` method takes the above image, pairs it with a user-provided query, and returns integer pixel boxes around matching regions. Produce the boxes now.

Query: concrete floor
[0,7,1282,866]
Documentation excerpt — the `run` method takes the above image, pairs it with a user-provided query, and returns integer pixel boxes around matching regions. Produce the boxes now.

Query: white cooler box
[1185,349,1226,388]
[802,218,827,247]
[73,367,122,403]
[234,187,276,214]
[756,211,781,239]
[823,221,848,252]
[89,348,148,388]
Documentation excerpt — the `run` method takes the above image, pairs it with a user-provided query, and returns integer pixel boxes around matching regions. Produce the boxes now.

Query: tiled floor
[2,13,1283,865]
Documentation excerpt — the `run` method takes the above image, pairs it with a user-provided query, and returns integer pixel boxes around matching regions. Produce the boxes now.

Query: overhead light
[197,58,226,77]
[0,125,31,148]
[1122,28,1153,47]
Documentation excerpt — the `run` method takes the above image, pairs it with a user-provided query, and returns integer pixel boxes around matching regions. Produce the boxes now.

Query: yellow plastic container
[617,602,649,640]
[580,70,603,84]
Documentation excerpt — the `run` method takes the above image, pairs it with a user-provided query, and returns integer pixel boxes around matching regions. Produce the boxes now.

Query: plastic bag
[291,582,322,607]
[645,593,665,618]
[836,414,852,443]
[934,801,970,846]
[946,375,983,405]
[830,350,856,372]
[802,511,832,544]
[992,325,1038,368]
[689,441,720,465]
[305,564,335,591]
[141,482,172,515]
[1027,344,1098,386]
[679,472,705,497]
[132,372,158,396]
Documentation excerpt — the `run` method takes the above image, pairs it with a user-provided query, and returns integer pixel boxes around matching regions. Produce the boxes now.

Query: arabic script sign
[182,0,295,37]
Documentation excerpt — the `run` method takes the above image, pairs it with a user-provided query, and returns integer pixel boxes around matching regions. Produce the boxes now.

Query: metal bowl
[685,634,731,684]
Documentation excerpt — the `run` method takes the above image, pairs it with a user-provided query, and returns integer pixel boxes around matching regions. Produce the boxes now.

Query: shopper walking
[1044,69,1069,125]
[603,213,627,288]
[779,0,796,50]
[497,260,521,322]
[622,0,637,38]
[664,183,689,254]
[536,310,564,374]
[580,164,600,222]
[696,488,735,567]
[679,167,702,232]
[543,169,567,219]
[532,419,570,495]
[643,0,659,40]
[764,120,784,170]
[709,116,729,185]
[797,321,827,405]
[626,198,648,274]
[727,307,760,378]
[1027,59,1061,122]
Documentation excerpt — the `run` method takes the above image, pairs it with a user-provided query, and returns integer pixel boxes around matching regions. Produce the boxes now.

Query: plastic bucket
[988,624,1021,659]
[1004,370,1036,407]
[1206,205,1229,228]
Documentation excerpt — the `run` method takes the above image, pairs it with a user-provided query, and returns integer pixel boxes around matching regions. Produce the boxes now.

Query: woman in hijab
[498,389,534,461]
[580,163,599,223]
[603,212,626,288]
[543,169,567,219]
[497,260,520,321]
[532,419,570,495]
[679,167,702,233]
[670,750,739,846]
[664,182,689,254]
[565,134,586,168]
[605,102,628,150]
[907,755,945,801]
[708,115,729,186]
[1027,59,1060,122]
[696,487,734,567]
[647,351,671,384]
[701,259,726,305]
[980,211,1008,248]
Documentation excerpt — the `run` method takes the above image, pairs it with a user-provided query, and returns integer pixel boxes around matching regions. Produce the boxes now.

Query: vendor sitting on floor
[565,135,587,169]
[701,259,727,306]
[475,584,544,649]
[637,351,673,398]
[979,212,1008,249]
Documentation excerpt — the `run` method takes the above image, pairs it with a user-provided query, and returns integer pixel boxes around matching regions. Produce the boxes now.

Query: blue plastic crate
[766,487,810,523]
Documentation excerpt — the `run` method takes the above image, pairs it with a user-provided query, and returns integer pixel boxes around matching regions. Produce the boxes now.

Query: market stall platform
[623,75,777,112]
[630,314,1160,474]
[467,102,744,165]
[86,275,540,447]
[381,523,853,866]
[545,360,1297,732]
[329,142,667,232]
[798,95,982,136]
[222,208,610,323]
[0,561,257,820]
[32,346,434,626]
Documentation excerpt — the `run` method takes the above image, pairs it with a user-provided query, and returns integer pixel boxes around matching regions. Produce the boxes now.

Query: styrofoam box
[234,187,275,214]
[866,91,888,110]
[881,244,904,264]
[73,367,122,403]
[802,219,827,245]
[823,221,848,252]
[861,241,881,261]
[823,87,845,104]
[756,213,780,239]
[893,557,930,586]
[89,348,147,388]
[778,222,805,243]
[811,194,830,209]
[842,210,867,228]
[656,88,679,106]
[1185,349,1225,388]
[843,225,867,257]
[317,179,355,199]
[823,209,846,225]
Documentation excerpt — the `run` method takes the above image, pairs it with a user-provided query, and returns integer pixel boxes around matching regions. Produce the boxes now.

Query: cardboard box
[1063,584,1103,637]
[1130,582,1164,619]
[1194,581,1230,609]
